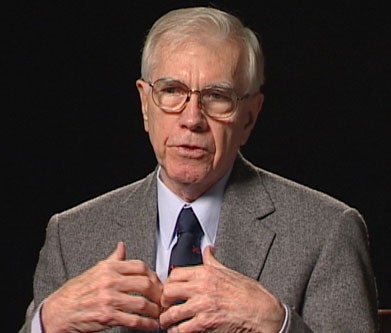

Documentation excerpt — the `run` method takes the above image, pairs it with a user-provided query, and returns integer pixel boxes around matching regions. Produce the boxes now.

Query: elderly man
[20,7,377,333]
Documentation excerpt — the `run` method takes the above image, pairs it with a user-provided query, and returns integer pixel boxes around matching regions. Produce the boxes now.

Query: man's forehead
[151,37,245,82]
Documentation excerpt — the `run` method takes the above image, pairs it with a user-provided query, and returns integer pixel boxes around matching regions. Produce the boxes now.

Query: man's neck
[160,178,216,203]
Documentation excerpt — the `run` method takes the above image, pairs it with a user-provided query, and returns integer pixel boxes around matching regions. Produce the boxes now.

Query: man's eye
[162,86,186,95]
[204,90,231,101]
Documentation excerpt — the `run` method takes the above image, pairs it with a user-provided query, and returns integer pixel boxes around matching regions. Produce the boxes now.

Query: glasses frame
[142,78,250,119]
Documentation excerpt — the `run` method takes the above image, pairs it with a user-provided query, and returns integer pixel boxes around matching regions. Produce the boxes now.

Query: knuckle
[135,296,148,311]
[161,283,173,298]
[169,306,186,323]
[142,278,153,291]
[192,266,210,283]
[96,289,115,306]
[127,315,142,328]
[99,274,120,289]
[97,306,115,324]
[132,260,148,273]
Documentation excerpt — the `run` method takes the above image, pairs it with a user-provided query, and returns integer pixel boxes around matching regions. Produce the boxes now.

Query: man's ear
[240,92,264,146]
[136,79,149,132]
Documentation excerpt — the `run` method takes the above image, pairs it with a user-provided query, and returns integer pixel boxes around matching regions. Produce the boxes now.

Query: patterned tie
[161,207,203,332]
[168,206,204,275]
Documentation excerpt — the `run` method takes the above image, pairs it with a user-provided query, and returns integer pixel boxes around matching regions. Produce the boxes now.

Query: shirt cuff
[31,302,44,333]
[277,303,289,333]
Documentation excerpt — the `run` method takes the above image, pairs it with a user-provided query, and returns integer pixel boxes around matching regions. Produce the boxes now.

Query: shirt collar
[157,167,231,250]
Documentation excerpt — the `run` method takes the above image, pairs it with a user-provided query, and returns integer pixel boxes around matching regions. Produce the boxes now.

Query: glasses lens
[153,79,188,112]
[201,88,236,118]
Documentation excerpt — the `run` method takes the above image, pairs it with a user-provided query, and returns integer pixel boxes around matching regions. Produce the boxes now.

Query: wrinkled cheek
[148,127,168,165]
[212,134,235,168]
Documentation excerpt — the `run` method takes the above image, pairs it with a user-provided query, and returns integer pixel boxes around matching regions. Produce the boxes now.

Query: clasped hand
[42,242,284,332]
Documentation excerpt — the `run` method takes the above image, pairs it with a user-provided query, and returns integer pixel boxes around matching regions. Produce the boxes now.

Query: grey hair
[140,7,264,93]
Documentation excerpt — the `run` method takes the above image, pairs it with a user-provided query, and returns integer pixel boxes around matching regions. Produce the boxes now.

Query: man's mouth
[174,144,208,158]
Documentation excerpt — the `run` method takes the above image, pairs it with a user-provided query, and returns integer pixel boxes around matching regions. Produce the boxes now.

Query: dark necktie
[161,207,203,332]
[168,206,204,275]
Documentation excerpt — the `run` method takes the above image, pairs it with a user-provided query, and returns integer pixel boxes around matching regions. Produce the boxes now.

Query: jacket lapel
[114,171,158,270]
[214,156,276,280]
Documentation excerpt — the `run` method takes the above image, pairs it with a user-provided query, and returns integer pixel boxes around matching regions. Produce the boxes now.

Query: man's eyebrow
[157,77,235,90]
[158,77,182,83]
[203,82,235,90]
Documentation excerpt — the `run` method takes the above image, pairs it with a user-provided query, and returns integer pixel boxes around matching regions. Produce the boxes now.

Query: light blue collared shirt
[155,167,231,282]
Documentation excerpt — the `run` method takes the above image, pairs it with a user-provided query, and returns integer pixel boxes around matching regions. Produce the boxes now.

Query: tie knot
[176,207,203,237]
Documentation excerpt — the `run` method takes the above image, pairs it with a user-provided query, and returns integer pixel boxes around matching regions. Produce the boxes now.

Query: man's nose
[179,92,208,131]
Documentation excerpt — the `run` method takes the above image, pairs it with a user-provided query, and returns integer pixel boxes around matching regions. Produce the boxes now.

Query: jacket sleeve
[289,208,378,332]
[18,214,68,333]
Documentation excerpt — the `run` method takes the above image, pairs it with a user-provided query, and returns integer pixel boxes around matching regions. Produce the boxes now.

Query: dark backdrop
[4,1,389,331]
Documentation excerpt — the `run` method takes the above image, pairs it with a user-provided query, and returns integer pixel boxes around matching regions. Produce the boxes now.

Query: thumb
[108,241,126,261]
[203,246,224,268]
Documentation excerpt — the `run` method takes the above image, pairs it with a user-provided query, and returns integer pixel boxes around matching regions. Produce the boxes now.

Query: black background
[4,1,390,331]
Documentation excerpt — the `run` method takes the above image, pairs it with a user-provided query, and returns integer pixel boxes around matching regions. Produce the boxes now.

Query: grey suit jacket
[20,155,378,332]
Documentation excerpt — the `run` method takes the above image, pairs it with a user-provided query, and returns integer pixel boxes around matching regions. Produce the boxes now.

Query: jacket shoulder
[240,157,354,214]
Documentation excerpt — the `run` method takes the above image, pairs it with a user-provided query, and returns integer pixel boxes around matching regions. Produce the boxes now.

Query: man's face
[137,38,263,201]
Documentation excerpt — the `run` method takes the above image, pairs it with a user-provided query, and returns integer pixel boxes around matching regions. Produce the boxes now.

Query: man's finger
[107,241,126,261]
[202,246,224,268]
[165,266,199,282]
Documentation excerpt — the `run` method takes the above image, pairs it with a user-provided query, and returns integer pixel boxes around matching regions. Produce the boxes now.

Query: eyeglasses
[143,78,249,119]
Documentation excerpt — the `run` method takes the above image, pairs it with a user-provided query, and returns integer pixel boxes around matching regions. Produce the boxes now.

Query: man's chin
[162,162,213,185]
[168,169,209,185]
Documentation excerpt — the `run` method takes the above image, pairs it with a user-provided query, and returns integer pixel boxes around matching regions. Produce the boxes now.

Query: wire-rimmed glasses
[143,78,249,119]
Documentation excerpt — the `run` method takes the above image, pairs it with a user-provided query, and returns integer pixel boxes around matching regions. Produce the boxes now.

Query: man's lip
[177,144,207,150]
[168,143,208,150]
[170,144,209,158]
